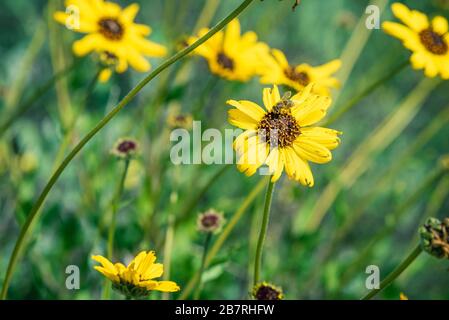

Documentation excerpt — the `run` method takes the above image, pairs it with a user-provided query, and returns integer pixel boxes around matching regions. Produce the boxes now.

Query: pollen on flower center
[419,29,448,55]
[99,18,124,40]
[257,106,301,148]
[217,52,235,70]
[284,67,310,86]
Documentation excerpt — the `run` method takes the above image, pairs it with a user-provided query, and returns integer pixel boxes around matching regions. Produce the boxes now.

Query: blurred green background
[1,0,449,299]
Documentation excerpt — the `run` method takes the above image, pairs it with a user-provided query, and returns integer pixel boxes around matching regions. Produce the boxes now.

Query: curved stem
[194,232,212,300]
[253,180,275,286]
[324,60,408,126]
[361,245,422,300]
[0,0,255,300]
[178,176,268,300]
[103,158,131,299]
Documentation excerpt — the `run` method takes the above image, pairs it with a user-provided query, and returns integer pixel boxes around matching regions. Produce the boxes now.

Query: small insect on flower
[187,19,271,82]
[419,217,449,259]
[259,49,341,96]
[197,209,225,234]
[92,251,180,299]
[382,2,449,79]
[54,0,167,81]
[252,282,284,300]
[111,138,139,159]
[228,84,341,187]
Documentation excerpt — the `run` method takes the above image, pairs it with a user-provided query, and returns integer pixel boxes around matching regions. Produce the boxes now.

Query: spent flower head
[111,138,139,159]
[419,217,449,259]
[197,209,225,234]
[92,251,180,299]
[252,282,284,300]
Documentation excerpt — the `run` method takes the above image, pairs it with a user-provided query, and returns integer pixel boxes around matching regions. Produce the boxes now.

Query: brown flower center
[284,66,310,86]
[201,215,219,228]
[419,28,448,55]
[254,285,282,300]
[99,18,124,41]
[257,104,301,148]
[217,52,235,70]
[117,140,137,154]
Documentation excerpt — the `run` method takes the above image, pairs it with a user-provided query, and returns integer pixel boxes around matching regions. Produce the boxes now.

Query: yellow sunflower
[54,0,167,82]
[187,19,270,81]
[260,49,341,96]
[382,2,449,79]
[92,251,180,299]
[228,84,341,187]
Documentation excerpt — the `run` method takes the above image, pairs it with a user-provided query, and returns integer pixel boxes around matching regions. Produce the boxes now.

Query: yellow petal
[293,139,332,164]
[152,281,180,292]
[391,2,429,32]
[93,266,120,282]
[91,255,117,274]
[432,16,449,35]
[121,3,140,23]
[228,109,259,130]
[227,100,265,122]
[272,49,289,69]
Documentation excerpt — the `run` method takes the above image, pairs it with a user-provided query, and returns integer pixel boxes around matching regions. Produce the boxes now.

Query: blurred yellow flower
[260,49,341,96]
[228,84,341,187]
[187,19,270,81]
[382,2,449,79]
[400,292,409,300]
[166,103,193,130]
[54,0,167,82]
[92,251,180,299]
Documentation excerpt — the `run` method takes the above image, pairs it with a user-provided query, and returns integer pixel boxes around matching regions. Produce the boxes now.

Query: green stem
[361,245,422,300]
[173,165,230,229]
[253,180,275,286]
[194,232,213,300]
[103,158,131,299]
[324,60,408,126]
[178,176,268,300]
[0,0,255,300]
[0,60,80,137]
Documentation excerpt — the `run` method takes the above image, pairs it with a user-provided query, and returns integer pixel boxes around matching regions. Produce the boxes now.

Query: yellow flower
[187,19,270,81]
[382,2,449,79]
[400,292,409,300]
[228,84,341,187]
[260,49,341,96]
[166,103,193,130]
[54,0,167,82]
[92,251,180,299]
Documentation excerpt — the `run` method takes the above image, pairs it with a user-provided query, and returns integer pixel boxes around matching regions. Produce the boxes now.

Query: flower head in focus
[92,251,180,299]
[382,3,449,79]
[228,84,341,187]
[187,19,270,81]
[260,49,341,96]
[54,0,167,80]
[252,282,284,300]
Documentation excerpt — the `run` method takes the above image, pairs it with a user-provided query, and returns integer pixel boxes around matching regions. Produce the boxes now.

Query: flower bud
[419,217,449,259]
[252,282,284,300]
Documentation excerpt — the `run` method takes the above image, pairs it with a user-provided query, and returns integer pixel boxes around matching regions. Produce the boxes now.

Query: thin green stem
[0,0,255,300]
[361,245,422,300]
[0,60,80,137]
[178,176,268,300]
[194,232,213,300]
[103,158,131,300]
[324,60,408,126]
[253,180,275,286]
[173,165,231,229]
